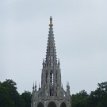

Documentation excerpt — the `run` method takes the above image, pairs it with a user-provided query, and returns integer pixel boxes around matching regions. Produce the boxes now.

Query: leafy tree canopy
[0,79,31,107]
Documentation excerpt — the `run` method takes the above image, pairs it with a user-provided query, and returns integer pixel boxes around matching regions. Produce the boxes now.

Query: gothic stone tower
[31,17,71,107]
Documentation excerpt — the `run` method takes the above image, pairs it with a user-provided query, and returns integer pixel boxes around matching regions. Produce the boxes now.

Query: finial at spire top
[49,16,53,27]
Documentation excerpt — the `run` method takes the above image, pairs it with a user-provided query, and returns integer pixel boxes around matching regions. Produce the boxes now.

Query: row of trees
[0,79,107,107]
[72,82,107,107]
[0,79,31,107]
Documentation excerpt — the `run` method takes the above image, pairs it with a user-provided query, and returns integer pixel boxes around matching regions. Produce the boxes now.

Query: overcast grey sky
[0,0,107,94]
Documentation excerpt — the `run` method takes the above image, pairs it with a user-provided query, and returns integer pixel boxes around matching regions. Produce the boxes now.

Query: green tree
[72,90,88,107]
[88,82,107,107]
[21,91,32,107]
[0,79,22,107]
[0,81,14,107]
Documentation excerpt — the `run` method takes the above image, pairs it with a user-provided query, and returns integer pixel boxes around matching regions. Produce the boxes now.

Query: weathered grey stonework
[31,17,71,107]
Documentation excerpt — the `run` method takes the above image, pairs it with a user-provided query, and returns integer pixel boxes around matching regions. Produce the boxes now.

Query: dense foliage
[0,79,31,107]
[0,79,107,107]
[72,82,107,107]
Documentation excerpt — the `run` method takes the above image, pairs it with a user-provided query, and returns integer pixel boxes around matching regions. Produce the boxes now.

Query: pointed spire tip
[49,16,53,27]
[50,16,52,20]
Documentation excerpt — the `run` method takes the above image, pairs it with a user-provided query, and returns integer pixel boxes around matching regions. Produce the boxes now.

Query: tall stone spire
[46,16,57,65]
[31,17,71,107]
[41,17,61,97]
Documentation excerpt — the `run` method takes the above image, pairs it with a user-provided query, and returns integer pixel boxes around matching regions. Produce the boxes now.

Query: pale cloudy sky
[0,0,107,94]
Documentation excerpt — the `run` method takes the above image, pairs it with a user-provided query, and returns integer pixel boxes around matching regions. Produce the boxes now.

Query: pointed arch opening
[48,102,56,107]
[60,102,66,107]
[37,102,44,107]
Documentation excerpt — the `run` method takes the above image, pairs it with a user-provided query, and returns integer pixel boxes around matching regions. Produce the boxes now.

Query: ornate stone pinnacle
[49,16,53,27]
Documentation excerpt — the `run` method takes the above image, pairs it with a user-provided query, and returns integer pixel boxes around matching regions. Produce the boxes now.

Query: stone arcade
[31,17,71,107]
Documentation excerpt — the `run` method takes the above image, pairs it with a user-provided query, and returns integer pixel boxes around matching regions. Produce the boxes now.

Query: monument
[31,17,71,107]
